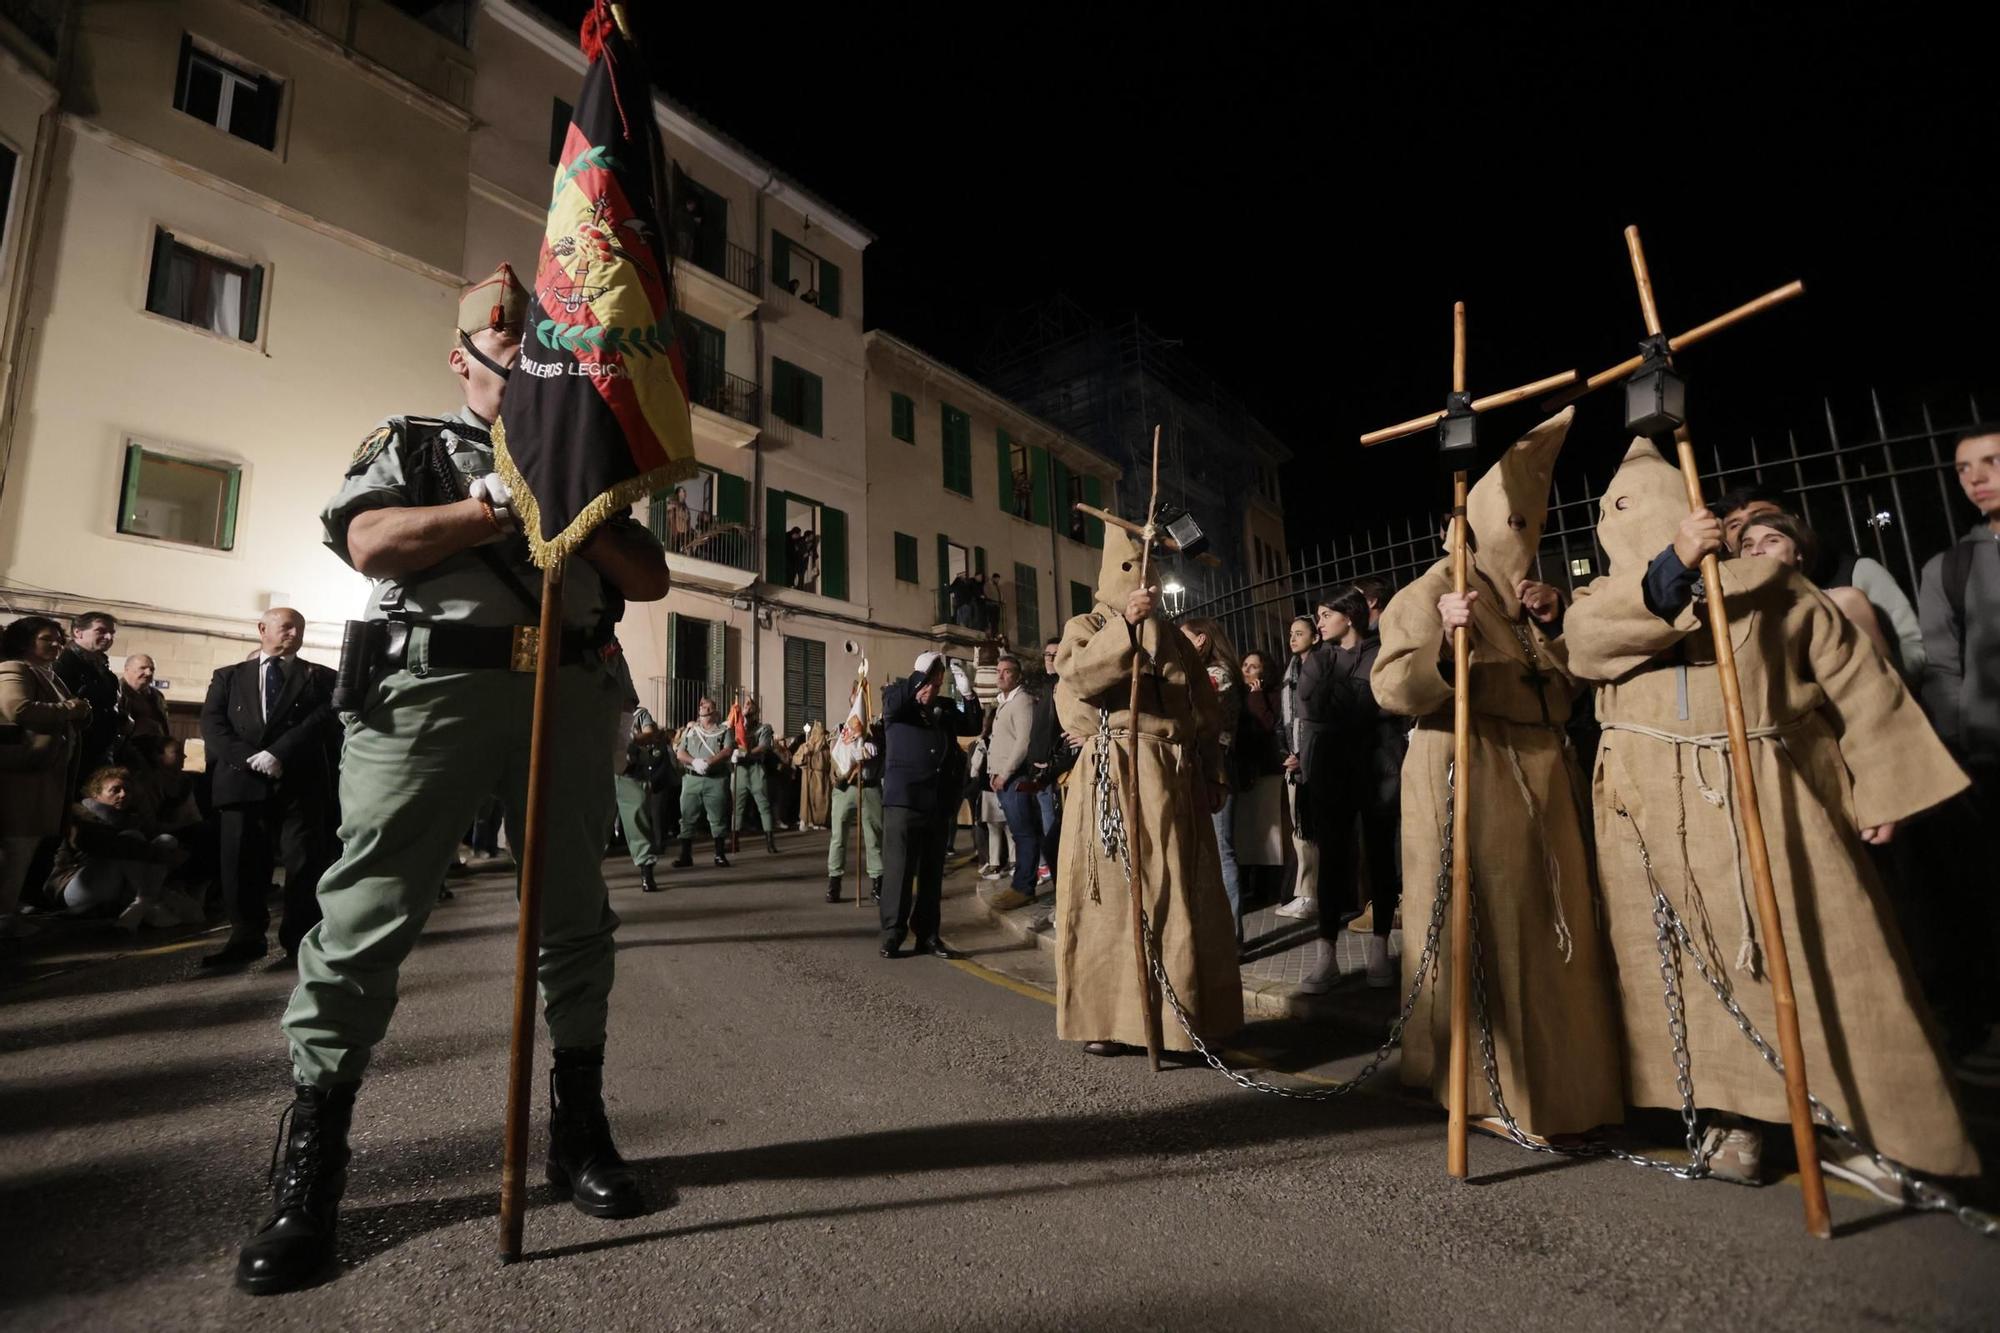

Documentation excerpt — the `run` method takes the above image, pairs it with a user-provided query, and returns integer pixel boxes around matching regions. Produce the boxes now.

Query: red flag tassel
[578,0,633,141]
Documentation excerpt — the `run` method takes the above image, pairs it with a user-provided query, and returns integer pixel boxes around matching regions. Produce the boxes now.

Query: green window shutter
[820,505,848,600]
[1014,561,1039,645]
[717,471,748,525]
[219,466,242,548]
[941,403,972,496]
[818,258,840,317]
[974,545,986,576]
[118,443,145,532]
[770,358,791,423]
[1030,445,1052,527]
[765,487,788,583]
[894,532,917,583]
[1051,457,1070,536]
[891,392,914,443]
[770,230,791,292]
[1071,580,1092,617]
[936,533,951,621]
[240,265,264,343]
[783,637,807,737]
[707,619,727,704]
[1083,474,1105,547]
[995,427,1013,513]
[803,367,823,436]
[667,610,681,685]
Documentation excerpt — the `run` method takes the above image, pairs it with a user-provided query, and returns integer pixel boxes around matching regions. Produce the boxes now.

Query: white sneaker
[1364,934,1393,988]
[1698,1121,1763,1185]
[978,865,1004,881]
[1297,950,1340,995]
[116,898,149,933]
[1273,896,1317,920]
[1819,1143,1910,1206]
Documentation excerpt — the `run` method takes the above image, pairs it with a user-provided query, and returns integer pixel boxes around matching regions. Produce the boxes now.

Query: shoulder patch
[351,425,395,467]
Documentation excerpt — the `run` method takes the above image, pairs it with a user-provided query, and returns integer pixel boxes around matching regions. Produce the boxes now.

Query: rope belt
[1599,716,1807,975]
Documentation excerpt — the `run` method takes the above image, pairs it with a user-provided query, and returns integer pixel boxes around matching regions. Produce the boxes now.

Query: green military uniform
[828,725,884,880]
[731,718,776,833]
[281,399,655,1086]
[677,721,733,836]
[615,719,660,870]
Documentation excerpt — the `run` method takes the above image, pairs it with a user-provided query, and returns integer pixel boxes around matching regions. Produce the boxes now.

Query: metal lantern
[1624,333,1687,436]
[1437,390,1477,457]
[1157,504,1208,558]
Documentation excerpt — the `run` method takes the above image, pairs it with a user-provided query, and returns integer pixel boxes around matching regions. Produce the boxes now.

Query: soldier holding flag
[235,1,691,1293]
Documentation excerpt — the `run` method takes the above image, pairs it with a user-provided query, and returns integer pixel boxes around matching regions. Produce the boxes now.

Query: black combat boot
[670,839,694,868]
[826,875,842,903]
[235,1082,358,1295]
[546,1046,646,1219]
[765,828,779,854]
[870,876,882,904]
[712,838,730,868]
[639,864,660,893]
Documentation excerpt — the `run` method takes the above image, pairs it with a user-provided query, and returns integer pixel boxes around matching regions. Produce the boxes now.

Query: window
[1064,467,1088,542]
[771,230,840,317]
[666,612,726,726]
[1014,562,1040,646]
[548,97,572,166]
[0,140,16,272]
[770,357,823,435]
[173,36,282,150]
[782,636,826,738]
[649,467,750,567]
[676,313,726,408]
[940,403,972,497]
[890,392,915,443]
[765,488,848,599]
[893,531,919,584]
[670,164,728,276]
[1004,434,1032,519]
[1071,580,1092,617]
[118,443,240,550]
[936,536,978,623]
[1080,474,1105,548]
[145,229,264,343]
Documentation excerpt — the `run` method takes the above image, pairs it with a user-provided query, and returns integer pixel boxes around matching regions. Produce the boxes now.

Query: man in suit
[877,652,982,959]
[198,607,341,969]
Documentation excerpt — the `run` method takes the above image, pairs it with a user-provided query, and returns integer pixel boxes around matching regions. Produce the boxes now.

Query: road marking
[948,958,1055,1006]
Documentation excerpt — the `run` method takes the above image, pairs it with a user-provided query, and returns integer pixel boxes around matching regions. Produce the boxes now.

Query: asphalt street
[2,834,1995,1332]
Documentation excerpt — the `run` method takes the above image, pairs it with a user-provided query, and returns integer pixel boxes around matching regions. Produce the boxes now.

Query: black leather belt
[407,623,604,673]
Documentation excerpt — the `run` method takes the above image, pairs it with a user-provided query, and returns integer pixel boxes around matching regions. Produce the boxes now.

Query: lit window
[1570,557,1594,577]
[173,36,283,150]
[118,443,241,550]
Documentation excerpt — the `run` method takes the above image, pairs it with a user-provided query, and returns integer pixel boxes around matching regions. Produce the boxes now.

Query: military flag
[493,0,696,568]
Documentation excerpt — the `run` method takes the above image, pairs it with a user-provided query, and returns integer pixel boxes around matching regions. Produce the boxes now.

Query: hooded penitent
[1565,449,1977,1175]
[1370,408,1626,1136]
[1049,524,1242,1050]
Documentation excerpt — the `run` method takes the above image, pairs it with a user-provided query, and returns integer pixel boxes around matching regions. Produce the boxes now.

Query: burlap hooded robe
[1052,532,1244,1049]
[1372,409,1626,1136]
[1564,438,1976,1175]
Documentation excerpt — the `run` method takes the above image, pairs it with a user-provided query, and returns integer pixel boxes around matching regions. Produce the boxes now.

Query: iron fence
[685,237,762,297]
[686,356,760,426]
[1187,389,1995,659]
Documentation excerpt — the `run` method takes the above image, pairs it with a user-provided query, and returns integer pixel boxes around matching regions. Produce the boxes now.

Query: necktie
[264,657,284,722]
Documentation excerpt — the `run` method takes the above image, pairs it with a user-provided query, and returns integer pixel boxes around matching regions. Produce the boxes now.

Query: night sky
[542,3,1997,551]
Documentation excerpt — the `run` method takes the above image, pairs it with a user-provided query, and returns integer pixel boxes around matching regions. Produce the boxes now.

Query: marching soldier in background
[731,694,780,853]
[674,696,734,867]
[827,685,885,904]
[232,265,671,1296]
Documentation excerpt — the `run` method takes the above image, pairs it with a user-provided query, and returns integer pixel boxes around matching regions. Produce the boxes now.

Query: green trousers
[284,660,622,1088]
[732,761,772,832]
[828,783,884,878]
[614,772,656,868]
[680,773,729,837]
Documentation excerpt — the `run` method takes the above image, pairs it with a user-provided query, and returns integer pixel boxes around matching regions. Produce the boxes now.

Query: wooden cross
[1569,226,1826,1238]
[1359,304,1579,1182]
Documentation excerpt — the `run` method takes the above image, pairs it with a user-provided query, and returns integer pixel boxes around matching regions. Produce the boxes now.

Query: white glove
[950,663,972,696]
[691,758,709,776]
[247,750,283,779]
[469,474,518,529]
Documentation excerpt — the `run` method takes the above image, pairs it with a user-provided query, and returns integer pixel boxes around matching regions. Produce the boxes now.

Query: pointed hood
[1598,436,1690,576]
[1448,407,1573,616]
[1095,526,1146,609]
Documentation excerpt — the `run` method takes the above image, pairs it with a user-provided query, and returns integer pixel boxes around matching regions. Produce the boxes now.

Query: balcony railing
[685,356,760,426]
[935,588,1002,636]
[650,505,758,573]
[683,236,762,297]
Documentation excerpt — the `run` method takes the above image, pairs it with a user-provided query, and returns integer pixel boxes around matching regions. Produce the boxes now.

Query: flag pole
[500,560,567,1262]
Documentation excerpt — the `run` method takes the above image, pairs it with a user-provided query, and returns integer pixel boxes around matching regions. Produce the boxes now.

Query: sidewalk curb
[963,870,1328,1022]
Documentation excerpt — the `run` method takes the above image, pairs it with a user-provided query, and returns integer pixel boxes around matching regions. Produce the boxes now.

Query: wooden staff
[1120,425,1167,1072]
[1621,226,1829,1239]
[499,561,566,1261]
[853,671,869,907]
[1443,304,1474,1181]
[1359,314,1579,1181]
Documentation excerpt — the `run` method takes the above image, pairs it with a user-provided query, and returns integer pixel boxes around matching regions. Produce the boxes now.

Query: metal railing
[935,589,1002,635]
[1187,388,1995,659]
[684,238,762,297]
[648,501,758,573]
[686,357,760,426]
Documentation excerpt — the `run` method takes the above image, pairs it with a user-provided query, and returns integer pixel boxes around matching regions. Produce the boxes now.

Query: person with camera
[877,652,983,958]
